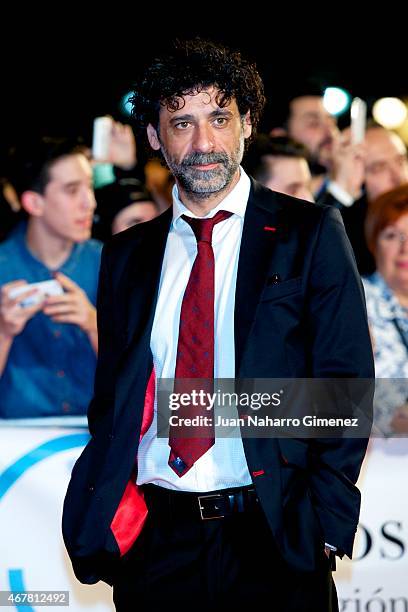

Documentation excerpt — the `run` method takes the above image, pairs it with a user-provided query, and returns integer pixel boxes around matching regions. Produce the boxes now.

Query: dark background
[1,15,406,161]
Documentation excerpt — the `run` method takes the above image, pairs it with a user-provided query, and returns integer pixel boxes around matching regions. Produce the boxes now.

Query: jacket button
[108,433,115,440]
[88,485,95,492]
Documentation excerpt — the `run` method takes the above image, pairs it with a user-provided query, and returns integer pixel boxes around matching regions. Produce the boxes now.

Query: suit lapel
[235,180,283,374]
[124,208,172,350]
[114,209,172,420]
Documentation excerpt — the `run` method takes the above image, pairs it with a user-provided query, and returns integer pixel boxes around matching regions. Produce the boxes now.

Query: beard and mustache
[159,134,245,200]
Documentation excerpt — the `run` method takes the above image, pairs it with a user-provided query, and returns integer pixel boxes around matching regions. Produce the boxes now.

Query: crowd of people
[0,63,407,432]
[0,45,408,435]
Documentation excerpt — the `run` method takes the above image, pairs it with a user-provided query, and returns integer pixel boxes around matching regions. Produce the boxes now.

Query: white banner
[336,438,408,610]
[0,426,407,611]
[0,426,111,612]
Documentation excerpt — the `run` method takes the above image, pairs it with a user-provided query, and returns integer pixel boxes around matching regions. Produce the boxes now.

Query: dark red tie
[168,210,233,476]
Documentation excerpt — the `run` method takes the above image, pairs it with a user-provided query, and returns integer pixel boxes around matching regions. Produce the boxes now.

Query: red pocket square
[110,368,155,556]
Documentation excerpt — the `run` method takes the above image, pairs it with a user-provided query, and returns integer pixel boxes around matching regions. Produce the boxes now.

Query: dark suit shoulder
[249,177,337,230]
[102,208,172,261]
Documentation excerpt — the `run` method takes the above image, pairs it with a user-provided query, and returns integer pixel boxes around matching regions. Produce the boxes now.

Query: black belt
[143,484,260,521]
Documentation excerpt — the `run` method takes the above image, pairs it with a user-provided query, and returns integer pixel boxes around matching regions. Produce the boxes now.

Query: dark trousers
[112,486,338,612]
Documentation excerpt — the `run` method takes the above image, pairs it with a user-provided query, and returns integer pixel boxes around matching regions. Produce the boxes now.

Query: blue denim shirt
[0,222,102,418]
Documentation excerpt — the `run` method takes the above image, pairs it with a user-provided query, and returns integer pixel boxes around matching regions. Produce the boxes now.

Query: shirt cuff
[324,543,337,552]
[327,181,359,207]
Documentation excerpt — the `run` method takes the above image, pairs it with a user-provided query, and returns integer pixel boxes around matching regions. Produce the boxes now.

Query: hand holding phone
[9,279,64,308]
[1,279,63,339]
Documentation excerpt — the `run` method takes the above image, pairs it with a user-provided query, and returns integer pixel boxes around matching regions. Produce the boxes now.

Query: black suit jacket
[317,189,375,276]
[62,179,374,585]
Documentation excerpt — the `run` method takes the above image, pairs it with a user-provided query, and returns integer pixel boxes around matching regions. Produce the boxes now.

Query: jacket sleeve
[306,206,374,558]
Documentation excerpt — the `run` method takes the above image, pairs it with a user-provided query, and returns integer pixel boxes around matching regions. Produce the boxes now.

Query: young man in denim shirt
[0,138,102,418]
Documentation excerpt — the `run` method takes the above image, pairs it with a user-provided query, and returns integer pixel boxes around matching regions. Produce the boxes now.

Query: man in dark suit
[63,39,374,611]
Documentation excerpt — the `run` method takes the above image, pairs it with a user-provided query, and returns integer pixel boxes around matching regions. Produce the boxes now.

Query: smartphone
[9,279,64,308]
[350,98,367,145]
[92,116,113,161]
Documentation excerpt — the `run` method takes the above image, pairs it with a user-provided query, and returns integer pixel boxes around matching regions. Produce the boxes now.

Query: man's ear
[243,111,252,140]
[20,191,45,217]
[147,124,161,151]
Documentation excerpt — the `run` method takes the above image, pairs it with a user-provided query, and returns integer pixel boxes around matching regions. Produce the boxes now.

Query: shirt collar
[13,220,78,274]
[172,166,250,229]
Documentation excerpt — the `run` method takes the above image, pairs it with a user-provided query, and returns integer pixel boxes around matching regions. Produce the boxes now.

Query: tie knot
[183,210,233,243]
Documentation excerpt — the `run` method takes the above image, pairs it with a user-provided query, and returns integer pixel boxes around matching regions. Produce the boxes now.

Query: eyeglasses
[379,229,408,245]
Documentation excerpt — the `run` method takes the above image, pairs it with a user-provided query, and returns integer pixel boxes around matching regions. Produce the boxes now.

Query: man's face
[364,128,408,202]
[147,87,252,199]
[39,154,96,243]
[287,96,339,170]
[375,213,408,292]
[262,156,314,202]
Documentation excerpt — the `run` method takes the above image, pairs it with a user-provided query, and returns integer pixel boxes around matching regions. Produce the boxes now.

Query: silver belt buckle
[198,493,225,520]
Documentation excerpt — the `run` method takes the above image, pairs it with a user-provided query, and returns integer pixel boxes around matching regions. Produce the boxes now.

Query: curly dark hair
[130,38,265,143]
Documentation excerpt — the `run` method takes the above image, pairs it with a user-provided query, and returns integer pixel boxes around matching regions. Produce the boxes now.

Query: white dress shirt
[136,168,253,491]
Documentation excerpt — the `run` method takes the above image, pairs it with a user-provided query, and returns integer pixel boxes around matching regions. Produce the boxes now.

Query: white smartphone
[92,116,113,161]
[350,98,367,145]
[9,279,64,308]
